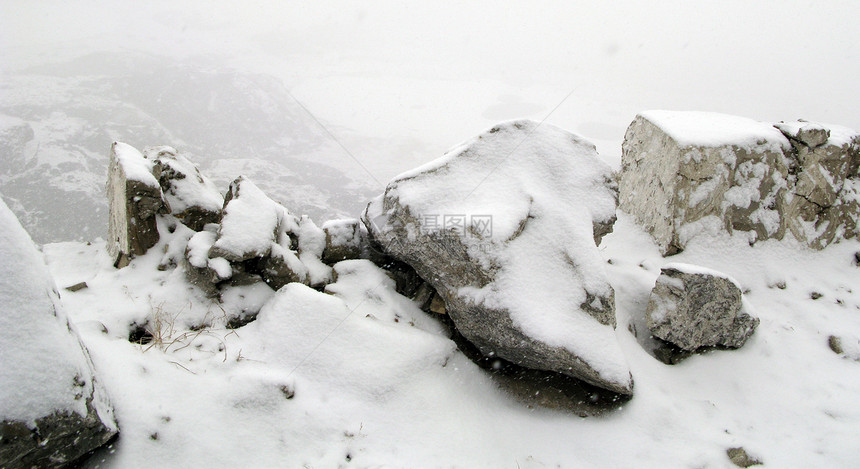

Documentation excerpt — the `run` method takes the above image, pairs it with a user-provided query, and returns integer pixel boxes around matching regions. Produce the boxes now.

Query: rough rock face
[107,141,164,267]
[776,121,860,249]
[364,120,632,394]
[145,146,223,231]
[646,263,759,351]
[619,111,792,255]
[0,198,117,468]
[619,111,860,254]
[727,447,763,468]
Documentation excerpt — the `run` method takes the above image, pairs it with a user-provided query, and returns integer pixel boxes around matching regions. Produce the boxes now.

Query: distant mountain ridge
[0,52,377,243]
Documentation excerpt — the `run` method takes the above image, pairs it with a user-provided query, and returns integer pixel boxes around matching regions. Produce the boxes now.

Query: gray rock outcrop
[364,120,632,395]
[619,111,859,254]
[106,141,164,267]
[646,264,759,351]
[0,198,117,468]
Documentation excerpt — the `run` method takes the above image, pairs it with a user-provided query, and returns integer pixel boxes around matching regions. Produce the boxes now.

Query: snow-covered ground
[42,212,860,468]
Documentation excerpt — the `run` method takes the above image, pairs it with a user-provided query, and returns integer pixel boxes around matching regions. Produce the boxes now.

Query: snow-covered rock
[364,119,632,394]
[146,146,223,231]
[0,198,117,468]
[106,141,164,267]
[619,111,860,254]
[209,176,282,262]
[619,111,792,255]
[321,218,363,264]
[774,120,831,148]
[646,263,759,351]
[260,242,310,290]
[176,175,335,294]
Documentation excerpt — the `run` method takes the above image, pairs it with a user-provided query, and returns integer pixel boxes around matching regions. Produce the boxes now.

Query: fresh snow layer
[186,230,217,269]
[818,122,860,147]
[112,141,159,187]
[640,110,791,151]
[0,198,114,427]
[386,120,616,236]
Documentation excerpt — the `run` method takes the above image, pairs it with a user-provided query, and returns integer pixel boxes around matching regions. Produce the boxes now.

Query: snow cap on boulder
[364,119,632,394]
[0,197,117,467]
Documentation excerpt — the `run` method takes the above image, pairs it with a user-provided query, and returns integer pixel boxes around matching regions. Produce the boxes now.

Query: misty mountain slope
[0,52,378,243]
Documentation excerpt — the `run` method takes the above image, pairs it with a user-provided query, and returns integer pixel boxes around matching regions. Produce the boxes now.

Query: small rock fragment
[64,281,88,292]
[727,447,762,468]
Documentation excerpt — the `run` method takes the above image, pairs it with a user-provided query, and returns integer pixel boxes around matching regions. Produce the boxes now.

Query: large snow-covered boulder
[646,263,759,351]
[619,111,792,255]
[107,141,164,267]
[0,198,117,468]
[145,146,223,231]
[619,111,860,254]
[364,120,632,394]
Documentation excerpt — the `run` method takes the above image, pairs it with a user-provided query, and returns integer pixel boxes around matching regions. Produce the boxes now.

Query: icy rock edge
[363,119,633,395]
[0,198,118,469]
